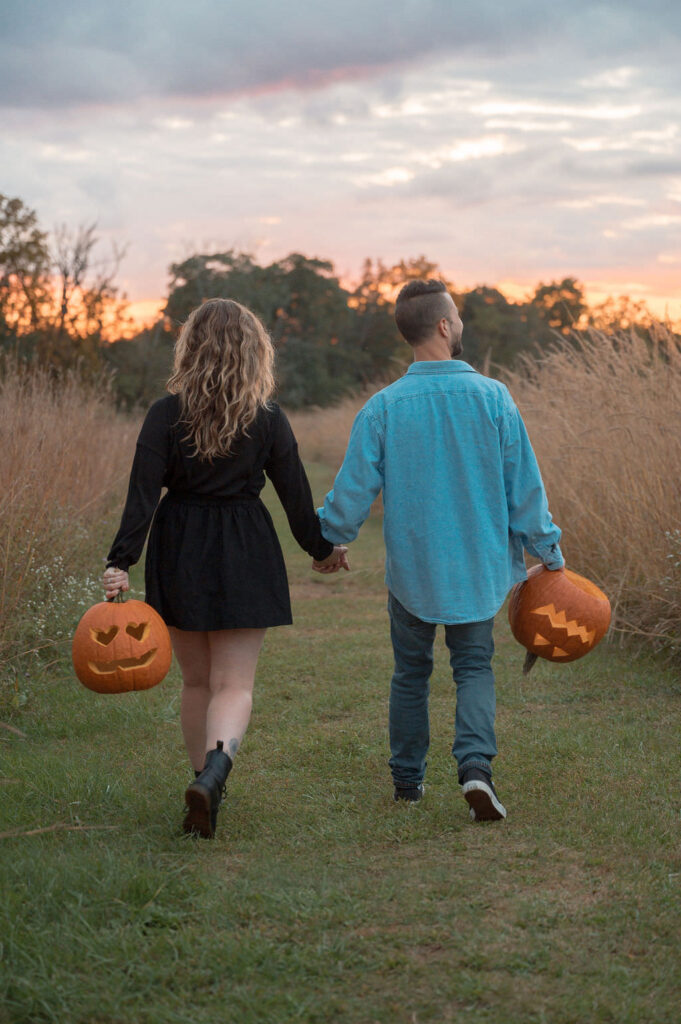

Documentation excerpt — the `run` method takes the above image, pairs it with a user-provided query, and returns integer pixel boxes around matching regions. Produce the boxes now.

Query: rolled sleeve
[533,540,565,570]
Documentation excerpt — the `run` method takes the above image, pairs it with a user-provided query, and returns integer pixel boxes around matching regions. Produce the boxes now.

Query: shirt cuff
[538,543,565,570]
[317,508,351,546]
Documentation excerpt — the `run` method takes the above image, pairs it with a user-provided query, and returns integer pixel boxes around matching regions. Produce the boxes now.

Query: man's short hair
[394,279,451,344]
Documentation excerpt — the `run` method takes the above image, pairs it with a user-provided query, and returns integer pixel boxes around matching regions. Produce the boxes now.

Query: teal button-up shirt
[318,360,563,624]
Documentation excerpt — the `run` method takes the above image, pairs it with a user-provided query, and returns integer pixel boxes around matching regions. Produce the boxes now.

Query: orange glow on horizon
[125,276,680,335]
[495,278,681,325]
[127,298,165,330]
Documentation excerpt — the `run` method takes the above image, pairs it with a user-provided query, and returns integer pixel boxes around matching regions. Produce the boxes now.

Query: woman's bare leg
[205,628,266,758]
[169,626,266,771]
[169,627,212,773]
[173,627,266,838]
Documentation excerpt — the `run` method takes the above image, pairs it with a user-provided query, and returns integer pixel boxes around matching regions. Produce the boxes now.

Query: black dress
[106,395,334,630]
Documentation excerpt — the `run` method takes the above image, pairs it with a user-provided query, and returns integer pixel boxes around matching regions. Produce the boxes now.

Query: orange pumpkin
[508,566,611,665]
[72,598,172,694]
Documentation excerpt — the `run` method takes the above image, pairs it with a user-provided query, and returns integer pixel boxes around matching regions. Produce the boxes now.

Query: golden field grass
[506,327,681,653]
[0,361,138,671]
[1,323,680,686]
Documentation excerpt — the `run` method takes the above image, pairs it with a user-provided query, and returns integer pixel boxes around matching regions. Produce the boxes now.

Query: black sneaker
[393,783,425,803]
[460,767,506,821]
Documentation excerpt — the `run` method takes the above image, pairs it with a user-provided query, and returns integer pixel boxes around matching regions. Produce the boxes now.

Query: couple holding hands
[103,281,563,838]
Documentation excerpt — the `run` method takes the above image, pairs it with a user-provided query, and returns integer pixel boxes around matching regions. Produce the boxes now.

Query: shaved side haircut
[394,279,452,345]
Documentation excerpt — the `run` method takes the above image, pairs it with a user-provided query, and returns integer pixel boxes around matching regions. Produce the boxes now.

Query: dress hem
[160,614,293,631]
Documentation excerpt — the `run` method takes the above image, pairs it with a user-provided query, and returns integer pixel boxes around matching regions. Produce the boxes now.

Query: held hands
[312,545,350,575]
[102,566,130,601]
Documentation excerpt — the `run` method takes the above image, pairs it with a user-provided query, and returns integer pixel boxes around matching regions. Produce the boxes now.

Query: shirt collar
[406,359,477,375]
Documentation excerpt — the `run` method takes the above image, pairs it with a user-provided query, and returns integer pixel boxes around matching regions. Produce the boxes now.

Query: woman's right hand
[102,566,130,601]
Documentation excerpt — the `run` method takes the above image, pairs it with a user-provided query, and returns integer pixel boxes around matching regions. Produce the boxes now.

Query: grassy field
[1,463,681,1024]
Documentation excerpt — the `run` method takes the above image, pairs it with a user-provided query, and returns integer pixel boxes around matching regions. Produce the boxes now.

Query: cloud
[2,0,680,109]
[0,0,507,108]
[627,158,681,176]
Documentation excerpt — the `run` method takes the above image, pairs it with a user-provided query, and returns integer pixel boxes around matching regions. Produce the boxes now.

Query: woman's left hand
[102,566,130,601]
[312,545,350,574]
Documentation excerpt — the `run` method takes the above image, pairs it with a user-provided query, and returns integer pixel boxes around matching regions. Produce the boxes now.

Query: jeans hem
[457,758,492,783]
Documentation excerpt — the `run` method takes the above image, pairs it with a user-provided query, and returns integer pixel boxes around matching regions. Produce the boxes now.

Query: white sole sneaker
[463,779,506,821]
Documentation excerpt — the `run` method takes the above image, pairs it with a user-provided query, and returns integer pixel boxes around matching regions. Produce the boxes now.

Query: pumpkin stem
[114,592,126,604]
[522,650,538,676]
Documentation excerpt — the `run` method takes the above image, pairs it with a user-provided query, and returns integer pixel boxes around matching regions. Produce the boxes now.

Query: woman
[103,298,347,839]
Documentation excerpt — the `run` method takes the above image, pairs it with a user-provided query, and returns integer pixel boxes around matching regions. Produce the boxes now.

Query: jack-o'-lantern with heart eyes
[508,565,611,669]
[72,597,172,694]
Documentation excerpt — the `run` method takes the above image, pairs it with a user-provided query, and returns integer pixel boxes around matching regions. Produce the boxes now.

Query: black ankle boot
[183,741,233,838]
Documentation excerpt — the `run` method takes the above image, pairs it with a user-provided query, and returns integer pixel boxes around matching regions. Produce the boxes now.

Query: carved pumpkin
[508,566,611,665]
[72,598,172,694]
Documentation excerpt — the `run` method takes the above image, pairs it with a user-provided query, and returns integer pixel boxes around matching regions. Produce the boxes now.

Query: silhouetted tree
[0,193,130,375]
[164,250,393,406]
[531,278,588,337]
[459,286,542,369]
[0,193,51,346]
[103,320,175,409]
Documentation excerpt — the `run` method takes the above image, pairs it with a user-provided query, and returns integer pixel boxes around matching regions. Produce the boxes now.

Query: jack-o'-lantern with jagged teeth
[508,565,611,671]
[72,598,172,694]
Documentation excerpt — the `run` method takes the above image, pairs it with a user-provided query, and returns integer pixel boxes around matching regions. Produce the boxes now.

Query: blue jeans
[388,592,498,788]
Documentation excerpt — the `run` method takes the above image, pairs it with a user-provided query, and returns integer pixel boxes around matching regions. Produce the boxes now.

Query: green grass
[1,463,681,1023]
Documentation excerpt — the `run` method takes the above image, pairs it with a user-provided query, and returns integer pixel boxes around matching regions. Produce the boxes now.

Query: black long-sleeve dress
[107,394,333,630]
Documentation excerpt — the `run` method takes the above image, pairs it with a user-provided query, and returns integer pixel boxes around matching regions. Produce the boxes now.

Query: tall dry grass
[506,326,681,651]
[287,388,376,472]
[0,362,138,676]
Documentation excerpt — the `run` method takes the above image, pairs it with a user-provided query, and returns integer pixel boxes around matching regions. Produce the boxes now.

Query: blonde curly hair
[167,298,275,459]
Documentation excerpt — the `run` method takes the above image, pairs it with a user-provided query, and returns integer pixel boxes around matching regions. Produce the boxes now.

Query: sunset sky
[2,0,680,325]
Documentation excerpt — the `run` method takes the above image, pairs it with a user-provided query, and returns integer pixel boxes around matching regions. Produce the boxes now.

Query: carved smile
[531,603,595,645]
[87,649,158,675]
[532,633,569,658]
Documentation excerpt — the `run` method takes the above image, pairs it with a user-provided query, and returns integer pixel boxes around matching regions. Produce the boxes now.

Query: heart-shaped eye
[126,622,150,641]
[91,627,118,646]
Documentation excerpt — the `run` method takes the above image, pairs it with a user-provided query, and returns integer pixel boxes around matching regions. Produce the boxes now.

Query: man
[314,279,563,822]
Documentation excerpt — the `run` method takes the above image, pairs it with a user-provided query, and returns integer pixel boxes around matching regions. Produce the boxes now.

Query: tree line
[1,192,671,409]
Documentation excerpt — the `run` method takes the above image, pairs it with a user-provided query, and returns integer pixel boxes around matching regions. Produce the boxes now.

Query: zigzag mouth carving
[533,633,570,657]
[531,604,595,645]
[88,649,158,674]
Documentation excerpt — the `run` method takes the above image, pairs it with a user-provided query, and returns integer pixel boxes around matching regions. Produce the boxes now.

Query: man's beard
[450,338,463,358]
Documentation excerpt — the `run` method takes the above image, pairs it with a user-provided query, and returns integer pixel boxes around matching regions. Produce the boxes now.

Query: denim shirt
[318,360,563,624]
